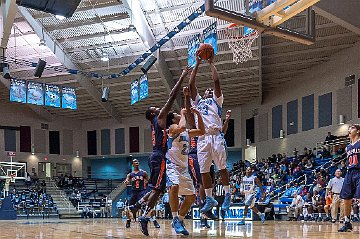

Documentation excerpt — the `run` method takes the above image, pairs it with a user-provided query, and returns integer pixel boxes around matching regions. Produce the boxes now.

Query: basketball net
[10,173,16,183]
[225,24,259,64]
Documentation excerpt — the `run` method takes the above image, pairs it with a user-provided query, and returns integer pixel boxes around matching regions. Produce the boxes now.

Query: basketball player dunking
[189,55,232,214]
[137,67,191,236]
[338,124,360,232]
[166,105,205,235]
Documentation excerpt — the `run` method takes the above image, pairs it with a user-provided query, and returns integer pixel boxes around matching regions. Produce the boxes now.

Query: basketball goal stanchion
[225,23,259,64]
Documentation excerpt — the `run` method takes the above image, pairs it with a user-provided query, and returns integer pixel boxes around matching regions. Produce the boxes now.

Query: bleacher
[55,177,124,218]
[1,179,58,219]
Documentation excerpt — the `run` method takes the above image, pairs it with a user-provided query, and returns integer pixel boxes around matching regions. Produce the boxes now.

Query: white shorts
[166,161,195,196]
[244,194,256,208]
[197,133,227,173]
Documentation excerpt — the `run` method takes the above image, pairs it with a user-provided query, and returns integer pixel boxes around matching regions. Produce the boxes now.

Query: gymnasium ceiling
[0,0,359,122]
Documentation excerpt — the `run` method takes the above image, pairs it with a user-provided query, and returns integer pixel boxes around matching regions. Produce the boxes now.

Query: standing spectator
[162,192,171,219]
[100,197,106,218]
[106,196,113,218]
[287,191,304,220]
[326,169,344,223]
[312,190,325,221]
[117,199,125,218]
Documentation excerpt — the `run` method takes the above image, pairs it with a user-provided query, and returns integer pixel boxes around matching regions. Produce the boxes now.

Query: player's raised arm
[222,110,232,134]
[183,86,196,129]
[124,173,131,184]
[188,107,206,138]
[143,171,149,183]
[158,67,191,128]
[208,56,221,98]
[189,58,200,101]
[255,177,265,199]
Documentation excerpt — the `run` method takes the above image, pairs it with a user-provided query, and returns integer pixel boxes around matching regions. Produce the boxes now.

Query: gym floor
[0,218,358,238]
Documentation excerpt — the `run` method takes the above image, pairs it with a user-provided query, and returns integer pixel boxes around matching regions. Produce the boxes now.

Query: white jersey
[192,93,223,134]
[242,175,257,195]
[166,130,189,168]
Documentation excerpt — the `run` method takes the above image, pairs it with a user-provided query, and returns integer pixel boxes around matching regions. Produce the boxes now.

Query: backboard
[0,162,27,181]
[205,0,317,45]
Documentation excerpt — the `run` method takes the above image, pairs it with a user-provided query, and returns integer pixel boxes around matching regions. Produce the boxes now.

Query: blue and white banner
[188,34,201,68]
[139,74,148,101]
[192,206,253,220]
[27,81,44,106]
[62,86,77,110]
[10,79,26,103]
[131,79,139,105]
[45,84,61,108]
[203,22,218,55]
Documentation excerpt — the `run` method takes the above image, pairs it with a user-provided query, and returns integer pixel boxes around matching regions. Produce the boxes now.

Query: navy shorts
[340,168,360,199]
[148,151,166,192]
[188,154,202,188]
[128,190,147,206]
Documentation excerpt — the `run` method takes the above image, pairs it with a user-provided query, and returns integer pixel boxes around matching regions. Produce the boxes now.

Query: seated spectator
[302,192,313,221]
[325,132,337,142]
[323,191,332,221]
[312,190,325,221]
[287,192,304,221]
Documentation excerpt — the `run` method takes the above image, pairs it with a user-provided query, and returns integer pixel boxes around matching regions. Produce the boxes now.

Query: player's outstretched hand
[183,86,190,96]
[190,107,200,115]
[180,108,187,115]
[225,110,232,120]
[181,66,192,78]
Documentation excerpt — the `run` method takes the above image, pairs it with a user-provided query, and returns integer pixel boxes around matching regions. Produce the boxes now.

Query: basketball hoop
[225,23,259,64]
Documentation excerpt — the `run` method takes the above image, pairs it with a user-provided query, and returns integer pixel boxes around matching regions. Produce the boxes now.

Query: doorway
[38,162,54,178]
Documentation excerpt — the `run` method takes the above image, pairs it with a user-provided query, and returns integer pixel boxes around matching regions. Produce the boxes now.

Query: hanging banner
[188,34,201,68]
[27,81,44,106]
[10,79,26,103]
[203,22,218,55]
[131,79,139,105]
[45,84,61,108]
[62,86,77,110]
[139,74,149,101]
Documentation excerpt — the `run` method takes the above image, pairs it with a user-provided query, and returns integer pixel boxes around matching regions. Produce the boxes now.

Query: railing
[108,180,127,201]
[316,136,349,154]
[269,154,343,201]
[47,178,73,214]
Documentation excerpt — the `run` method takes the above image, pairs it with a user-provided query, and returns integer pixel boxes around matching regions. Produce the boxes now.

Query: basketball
[196,43,214,61]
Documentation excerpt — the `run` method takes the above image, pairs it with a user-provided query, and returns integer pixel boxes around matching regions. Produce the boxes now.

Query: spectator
[326,169,344,223]
[100,197,106,218]
[117,199,125,218]
[323,190,332,221]
[287,191,304,220]
[303,192,313,221]
[312,190,325,221]
[325,132,337,142]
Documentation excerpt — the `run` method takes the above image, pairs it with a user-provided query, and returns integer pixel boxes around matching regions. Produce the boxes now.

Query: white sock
[223,185,230,194]
[172,212,178,218]
[354,214,358,218]
[344,216,350,222]
[179,215,184,221]
[149,216,155,222]
[205,188,212,197]
[257,212,261,216]
[318,213,321,217]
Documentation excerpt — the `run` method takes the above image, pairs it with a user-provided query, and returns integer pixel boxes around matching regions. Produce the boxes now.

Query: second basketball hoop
[225,23,259,64]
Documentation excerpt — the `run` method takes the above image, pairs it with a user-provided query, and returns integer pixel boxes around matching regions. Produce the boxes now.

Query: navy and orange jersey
[346,141,360,169]
[188,136,198,155]
[151,116,167,154]
[130,170,147,191]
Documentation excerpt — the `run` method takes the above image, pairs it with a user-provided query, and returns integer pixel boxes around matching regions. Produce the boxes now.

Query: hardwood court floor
[0,219,359,238]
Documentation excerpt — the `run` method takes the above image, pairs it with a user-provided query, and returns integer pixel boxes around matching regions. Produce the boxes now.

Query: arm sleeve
[326,180,332,189]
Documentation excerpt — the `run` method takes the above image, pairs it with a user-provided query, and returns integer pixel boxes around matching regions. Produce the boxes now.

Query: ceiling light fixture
[101,53,109,62]
[128,24,136,32]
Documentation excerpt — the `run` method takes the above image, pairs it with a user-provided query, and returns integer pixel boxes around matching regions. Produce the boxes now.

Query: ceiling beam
[1,0,17,48]
[19,6,123,122]
[122,0,181,110]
